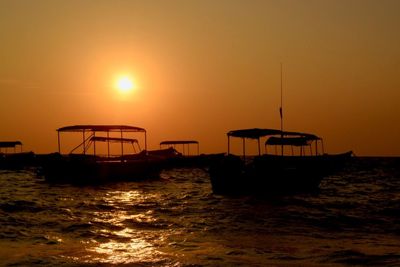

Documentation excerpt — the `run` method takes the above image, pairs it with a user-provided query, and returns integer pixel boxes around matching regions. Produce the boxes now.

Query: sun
[115,76,135,93]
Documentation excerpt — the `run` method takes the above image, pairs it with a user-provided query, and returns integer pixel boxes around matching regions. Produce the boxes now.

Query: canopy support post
[120,130,124,160]
[58,131,61,154]
[82,130,86,155]
[321,139,325,154]
[242,137,246,161]
[107,131,110,158]
[227,136,230,155]
[93,132,96,157]
[144,131,147,153]
[132,142,136,153]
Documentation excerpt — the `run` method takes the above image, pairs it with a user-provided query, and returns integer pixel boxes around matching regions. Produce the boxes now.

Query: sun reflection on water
[103,190,144,204]
[88,234,165,264]
[82,190,167,264]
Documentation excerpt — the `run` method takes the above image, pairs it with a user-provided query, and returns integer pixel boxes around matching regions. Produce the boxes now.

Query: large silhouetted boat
[40,125,163,184]
[209,128,353,195]
[0,141,35,169]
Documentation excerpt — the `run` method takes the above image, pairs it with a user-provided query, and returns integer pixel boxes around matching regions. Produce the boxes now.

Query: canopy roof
[227,128,320,140]
[57,125,146,133]
[90,136,138,144]
[0,141,22,148]
[265,136,317,146]
[160,140,199,145]
[283,132,320,140]
[228,128,283,139]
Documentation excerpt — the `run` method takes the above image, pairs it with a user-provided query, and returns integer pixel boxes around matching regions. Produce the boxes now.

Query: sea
[1,157,400,266]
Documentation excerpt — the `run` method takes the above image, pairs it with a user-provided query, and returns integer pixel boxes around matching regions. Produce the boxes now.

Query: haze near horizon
[1,0,399,156]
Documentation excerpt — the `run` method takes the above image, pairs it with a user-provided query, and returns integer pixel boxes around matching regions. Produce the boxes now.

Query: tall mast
[280,63,284,156]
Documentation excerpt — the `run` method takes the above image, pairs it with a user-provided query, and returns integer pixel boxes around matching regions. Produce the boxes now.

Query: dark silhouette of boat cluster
[209,128,352,195]
[1,124,352,194]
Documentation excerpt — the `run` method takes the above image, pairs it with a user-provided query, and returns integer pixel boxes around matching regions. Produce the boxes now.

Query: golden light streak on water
[81,189,166,264]
[88,235,164,264]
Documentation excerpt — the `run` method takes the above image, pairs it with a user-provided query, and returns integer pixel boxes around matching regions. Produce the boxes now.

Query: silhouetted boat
[160,140,200,155]
[0,141,35,169]
[40,125,163,184]
[209,128,353,195]
[159,140,224,169]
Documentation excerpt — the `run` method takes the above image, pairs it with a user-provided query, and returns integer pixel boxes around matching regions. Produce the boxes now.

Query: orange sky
[1,0,400,156]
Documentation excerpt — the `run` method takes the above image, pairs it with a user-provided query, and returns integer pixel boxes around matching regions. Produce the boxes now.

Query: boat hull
[40,154,162,184]
[161,153,226,169]
[209,152,352,195]
[0,152,35,169]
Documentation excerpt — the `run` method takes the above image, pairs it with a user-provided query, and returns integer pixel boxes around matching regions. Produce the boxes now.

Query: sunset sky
[1,0,399,156]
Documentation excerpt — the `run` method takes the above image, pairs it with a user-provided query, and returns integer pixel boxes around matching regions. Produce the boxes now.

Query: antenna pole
[280,63,284,156]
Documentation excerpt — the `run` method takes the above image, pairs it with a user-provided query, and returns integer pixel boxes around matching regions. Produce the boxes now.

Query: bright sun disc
[116,76,134,93]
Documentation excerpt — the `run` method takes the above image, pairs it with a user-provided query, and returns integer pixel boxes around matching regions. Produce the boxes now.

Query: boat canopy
[227,128,282,139]
[227,128,322,157]
[56,124,147,155]
[90,136,139,144]
[227,128,319,140]
[160,140,199,145]
[265,136,316,146]
[282,132,320,140]
[0,141,22,148]
[57,125,146,133]
[264,134,324,156]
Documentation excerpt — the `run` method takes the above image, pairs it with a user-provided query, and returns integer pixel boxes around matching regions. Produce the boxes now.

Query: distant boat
[0,141,35,169]
[160,140,200,156]
[209,128,353,195]
[40,125,163,184]
[158,140,224,169]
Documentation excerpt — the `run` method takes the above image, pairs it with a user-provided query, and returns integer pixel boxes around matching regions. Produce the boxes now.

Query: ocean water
[1,157,400,266]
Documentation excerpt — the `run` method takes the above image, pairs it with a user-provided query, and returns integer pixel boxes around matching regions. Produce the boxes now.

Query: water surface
[1,158,400,266]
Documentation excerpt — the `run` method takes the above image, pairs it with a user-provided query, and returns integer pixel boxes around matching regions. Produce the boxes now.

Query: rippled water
[1,157,400,266]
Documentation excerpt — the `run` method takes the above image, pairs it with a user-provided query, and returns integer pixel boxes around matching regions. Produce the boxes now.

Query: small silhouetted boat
[159,140,224,169]
[40,125,163,184]
[209,128,352,195]
[0,141,35,169]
